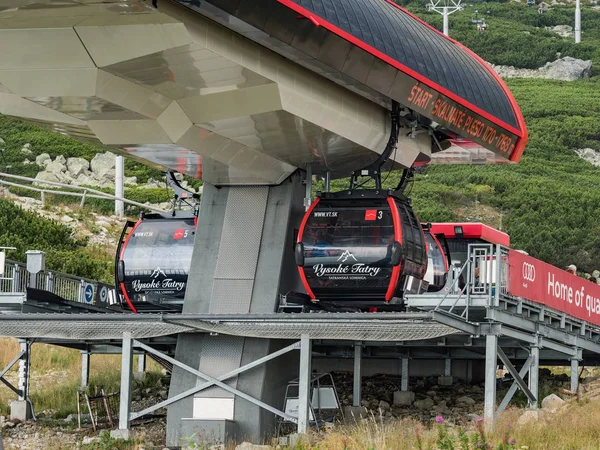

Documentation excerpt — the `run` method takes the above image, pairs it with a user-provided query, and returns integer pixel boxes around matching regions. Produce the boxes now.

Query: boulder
[124,176,138,185]
[234,443,272,450]
[35,153,51,167]
[55,155,67,165]
[45,161,66,174]
[73,173,101,188]
[414,398,434,410]
[546,56,592,81]
[20,143,32,154]
[66,157,89,177]
[517,410,540,426]
[541,393,565,412]
[33,171,59,187]
[90,152,116,174]
[548,24,573,38]
[378,400,391,411]
[456,396,476,405]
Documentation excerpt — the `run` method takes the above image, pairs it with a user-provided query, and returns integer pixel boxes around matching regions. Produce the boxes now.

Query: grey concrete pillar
[570,357,579,393]
[81,352,90,388]
[297,335,312,434]
[528,345,540,409]
[17,340,29,401]
[167,174,305,445]
[484,334,497,429]
[353,343,362,407]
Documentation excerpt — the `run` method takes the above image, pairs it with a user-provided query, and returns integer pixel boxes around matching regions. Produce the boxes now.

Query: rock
[234,442,272,450]
[547,24,573,37]
[546,56,592,81]
[45,161,66,174]
[457,396,476,405]
[66,157,89,177]
[23,159,31,165]
[124,176,138,185]
[541,393,565,412]
[35,153,51,167]
[33,171,59,187]
[378,400,391,411]
[3,421,15,429]
[96,167,115,180]
[55,155,66,165]
[489,57,592,81]
[174,172,184,181]
[159,389,168,400]
[90,152,116,174]
[360,400,370,408]
[517,410,540,426]
[414,398,434,410]
[73,173,101,188]
[20,144,32,154]
[82,436,100,445]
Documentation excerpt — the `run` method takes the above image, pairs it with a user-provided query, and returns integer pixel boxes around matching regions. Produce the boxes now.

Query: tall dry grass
[0,338,160,418]
[305,400,600,450]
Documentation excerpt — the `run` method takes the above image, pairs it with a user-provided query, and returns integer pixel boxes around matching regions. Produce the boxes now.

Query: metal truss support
[484,334,497,430]
[401,358,409,392]
[81,351,90,388]
[118,333,133,431]
[353,342,362,407]
[129,340,300,423]
[571,356,580,393]
[496,356,533,416]
[528,344,540,409]
[298,335,312,434]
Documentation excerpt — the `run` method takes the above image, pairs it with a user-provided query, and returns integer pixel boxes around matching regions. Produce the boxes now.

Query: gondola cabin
[296,191,427,308]
[423,228,449,293]
[115,214,197,312]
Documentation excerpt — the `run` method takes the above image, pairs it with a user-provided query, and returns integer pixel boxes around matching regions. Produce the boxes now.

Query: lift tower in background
[427,0,464,36]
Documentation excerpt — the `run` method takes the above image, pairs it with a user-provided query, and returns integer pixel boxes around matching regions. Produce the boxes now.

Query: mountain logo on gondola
[151,267,167,279]
[337,250,358,263]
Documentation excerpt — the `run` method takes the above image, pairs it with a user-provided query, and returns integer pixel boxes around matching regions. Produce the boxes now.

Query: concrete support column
[117,334,133,432]
[353,342,362,407]
[484,334,498,429]
[297,335,312,434]
[115,155,124,218]
[81,352,90,388]
[442,9,449,36]
[528,345,540,409]
[575,0,581,43]
[570,357,580,393]
[401,358,409,392]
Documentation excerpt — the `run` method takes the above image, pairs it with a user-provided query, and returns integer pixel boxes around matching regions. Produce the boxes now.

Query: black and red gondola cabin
[296,191,427,305]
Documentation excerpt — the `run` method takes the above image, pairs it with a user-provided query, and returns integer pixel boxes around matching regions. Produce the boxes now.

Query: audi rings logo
[522,262,536,282]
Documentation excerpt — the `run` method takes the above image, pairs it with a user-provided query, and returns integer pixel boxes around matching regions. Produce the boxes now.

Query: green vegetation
[399,0,600,69]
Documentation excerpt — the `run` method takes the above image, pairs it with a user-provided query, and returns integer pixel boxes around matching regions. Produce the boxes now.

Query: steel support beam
[81,352,90,388]
[298,335,312,434]
[130,341,300,421]
[571,357,580,393]
[497,356,533,416]
[137,354,146,375]
[528,344,540,409]
[497,348,536,404]
[401,358,409,392]
[353,342,362,407]
[118,333,133,431]
[134,340,296,423]
[17,340,29,401]
[484,334,497,429]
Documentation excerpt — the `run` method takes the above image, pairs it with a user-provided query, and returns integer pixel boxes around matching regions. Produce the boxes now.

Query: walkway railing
[0,259,116,306]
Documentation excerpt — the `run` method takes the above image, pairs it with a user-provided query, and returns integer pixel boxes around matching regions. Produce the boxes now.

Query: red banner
[508,250,600,327]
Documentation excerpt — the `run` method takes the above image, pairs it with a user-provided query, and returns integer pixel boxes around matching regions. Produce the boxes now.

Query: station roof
[185,0,528,163]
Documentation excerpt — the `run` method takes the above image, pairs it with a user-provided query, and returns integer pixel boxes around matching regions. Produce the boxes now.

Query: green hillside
[1,0,600,276]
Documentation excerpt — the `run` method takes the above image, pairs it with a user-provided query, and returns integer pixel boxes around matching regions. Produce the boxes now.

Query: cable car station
[0,0,595,447]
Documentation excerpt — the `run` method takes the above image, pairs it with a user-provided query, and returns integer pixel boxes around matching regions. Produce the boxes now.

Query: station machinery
[114,102,510,313]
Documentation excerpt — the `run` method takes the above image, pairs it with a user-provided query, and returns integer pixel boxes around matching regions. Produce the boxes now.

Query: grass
[0,338,162,418]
